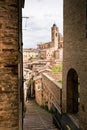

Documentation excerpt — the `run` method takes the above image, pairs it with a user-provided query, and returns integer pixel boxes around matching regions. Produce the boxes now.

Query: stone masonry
[63,0,87,129]
[0,1,24,130]
[42,73,62,111]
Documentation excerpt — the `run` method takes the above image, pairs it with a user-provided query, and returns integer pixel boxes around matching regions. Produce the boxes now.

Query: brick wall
[42,73,62,110]
[63,0,87,129]
[0,1,23,130]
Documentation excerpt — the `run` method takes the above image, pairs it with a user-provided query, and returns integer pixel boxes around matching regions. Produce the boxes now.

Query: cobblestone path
[24,99,58,130]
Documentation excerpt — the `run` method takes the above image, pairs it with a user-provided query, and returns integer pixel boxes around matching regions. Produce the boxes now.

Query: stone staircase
[24,99,59,130]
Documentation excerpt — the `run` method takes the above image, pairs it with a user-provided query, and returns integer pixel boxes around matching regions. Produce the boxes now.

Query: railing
[42,73,80,130]
[52,100,80,130]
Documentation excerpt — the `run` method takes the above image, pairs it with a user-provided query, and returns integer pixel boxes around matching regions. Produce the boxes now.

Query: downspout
[18,0,24,130]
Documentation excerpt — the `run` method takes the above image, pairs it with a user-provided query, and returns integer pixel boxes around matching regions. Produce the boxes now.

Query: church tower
[51,24,59,49]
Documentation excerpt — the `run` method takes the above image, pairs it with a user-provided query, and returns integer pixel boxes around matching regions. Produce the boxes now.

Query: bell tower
[51,24,59,49]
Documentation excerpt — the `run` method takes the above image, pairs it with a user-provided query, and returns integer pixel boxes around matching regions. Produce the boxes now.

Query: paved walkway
[23,99,58,130]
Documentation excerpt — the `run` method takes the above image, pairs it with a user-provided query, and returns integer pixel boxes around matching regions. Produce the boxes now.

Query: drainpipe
[18,0,24,130]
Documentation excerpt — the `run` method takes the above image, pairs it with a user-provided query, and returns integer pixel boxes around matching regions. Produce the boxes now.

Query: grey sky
[22,0,63,48]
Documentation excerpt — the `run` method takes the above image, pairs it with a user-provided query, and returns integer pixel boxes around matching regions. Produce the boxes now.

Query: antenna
[22,16,29,30]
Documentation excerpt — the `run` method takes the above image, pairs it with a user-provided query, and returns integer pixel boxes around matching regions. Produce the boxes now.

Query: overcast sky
[22,0,63,48]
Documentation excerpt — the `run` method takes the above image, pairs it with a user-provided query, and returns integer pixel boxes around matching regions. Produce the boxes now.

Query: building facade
[23,24,63,61]
[0,0,24,130]
[23,48,39,60]
[38,24,63,60]
[63,0,87,130]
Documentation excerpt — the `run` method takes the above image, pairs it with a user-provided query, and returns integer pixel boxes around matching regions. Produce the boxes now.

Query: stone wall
[54,50,59,59]
[47,72,62,81]
[0,1,23,130]
[35,77,42,106]
[63,0,87,129]
[42,73,62,110]
[40,50,46,59]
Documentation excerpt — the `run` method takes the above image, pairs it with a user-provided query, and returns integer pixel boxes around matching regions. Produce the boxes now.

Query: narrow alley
[24,99,58,130]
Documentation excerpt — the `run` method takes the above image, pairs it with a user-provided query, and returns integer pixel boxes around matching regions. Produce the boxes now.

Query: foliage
[28,56,33,60]
[28,56,40,61]
[51,63,62,72]
[58,80,62,84]
[28,79,34,85]
[41,105,53,113]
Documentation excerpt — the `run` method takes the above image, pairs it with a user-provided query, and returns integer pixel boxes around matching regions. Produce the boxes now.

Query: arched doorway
[67,68,79,113]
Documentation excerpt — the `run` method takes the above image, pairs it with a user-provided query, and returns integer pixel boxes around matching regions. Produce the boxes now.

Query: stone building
[63,0,87,130]
[23,48,39,60]
[23,48,39,69]
[0,1,24,130]
[38,24,63,60]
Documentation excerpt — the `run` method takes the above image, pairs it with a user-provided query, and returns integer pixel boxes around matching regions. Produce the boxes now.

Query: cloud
[22,0,63,48]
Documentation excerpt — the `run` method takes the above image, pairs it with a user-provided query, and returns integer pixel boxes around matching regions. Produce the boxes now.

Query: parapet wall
[42,73,62,110]
[47,72,62,81]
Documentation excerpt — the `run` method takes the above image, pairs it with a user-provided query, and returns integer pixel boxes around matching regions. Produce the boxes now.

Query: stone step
[24,99,59,130]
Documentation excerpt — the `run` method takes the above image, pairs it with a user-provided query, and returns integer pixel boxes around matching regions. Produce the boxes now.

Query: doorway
[67,68,79,113]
